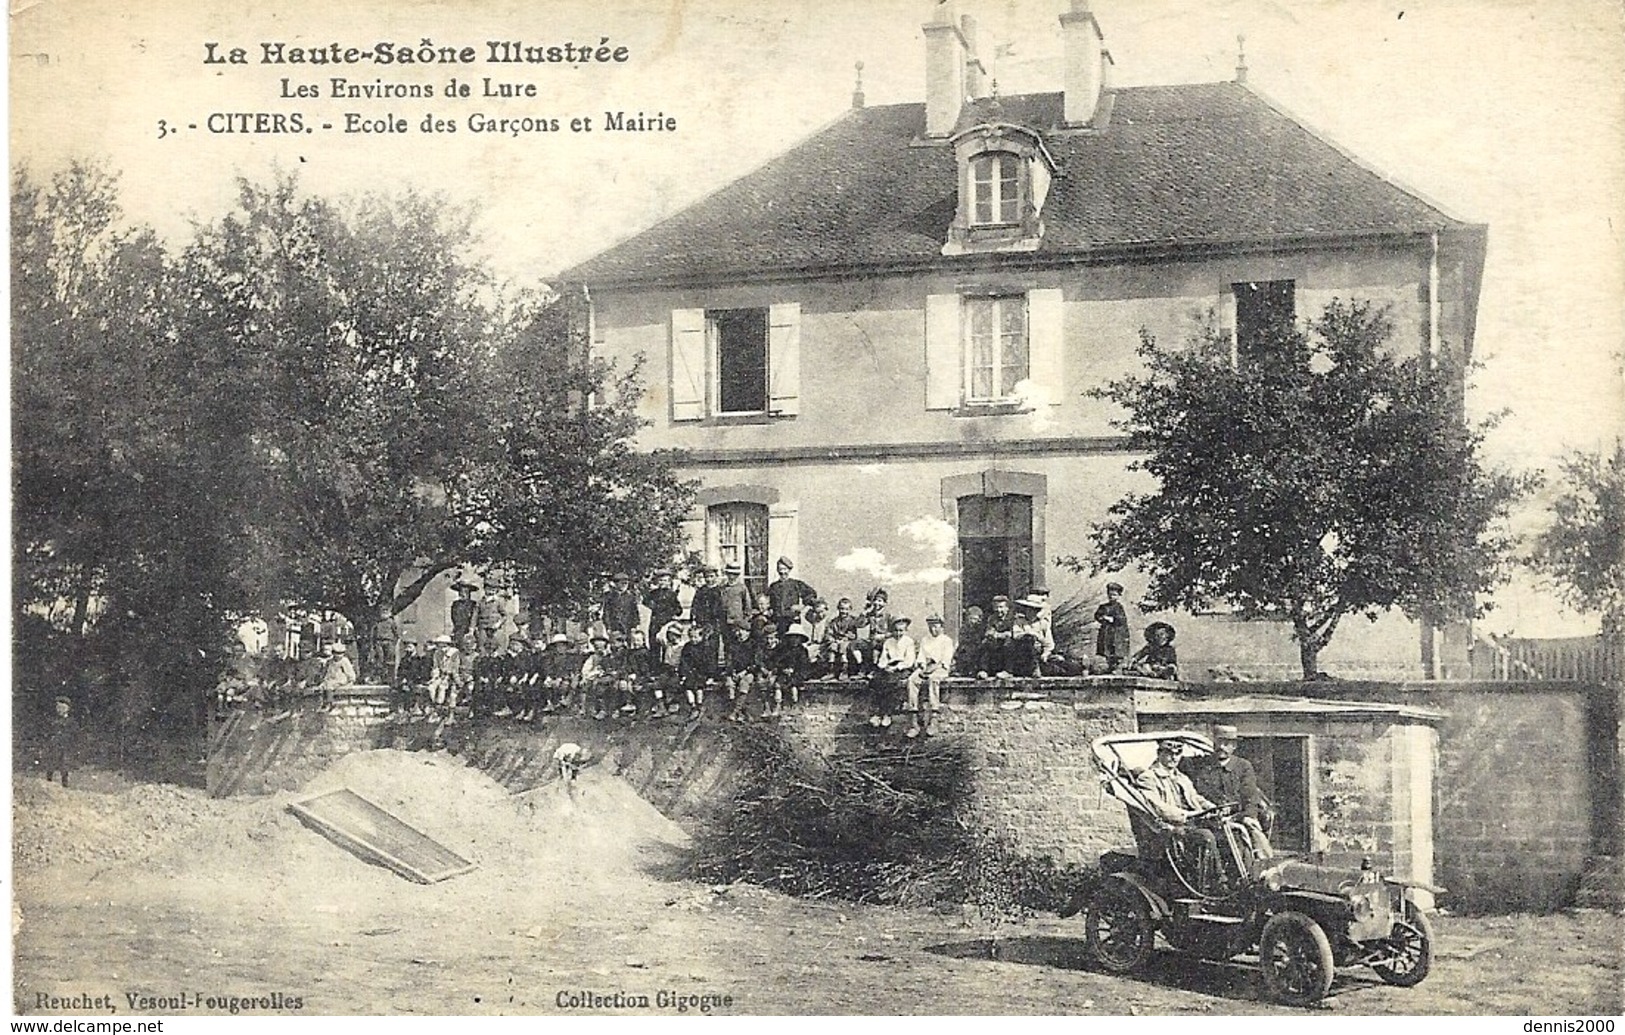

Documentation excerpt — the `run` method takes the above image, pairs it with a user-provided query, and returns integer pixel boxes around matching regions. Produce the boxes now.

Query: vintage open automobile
[1075,731,1434,1005]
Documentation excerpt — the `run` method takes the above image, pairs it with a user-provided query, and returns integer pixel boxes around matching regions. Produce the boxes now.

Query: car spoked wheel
[1259,911,1335,1006]
[1370,901,1434,987]
[1085,879,1155,973]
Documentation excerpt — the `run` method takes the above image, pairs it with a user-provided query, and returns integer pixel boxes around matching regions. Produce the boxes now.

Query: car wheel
[1259,910,1336,1006]
[1085,879,1155,973]
[1370,900,1434,987]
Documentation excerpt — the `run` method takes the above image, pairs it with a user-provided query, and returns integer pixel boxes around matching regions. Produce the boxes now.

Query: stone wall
[779,678,1139,866]
[1208,680,1616,913]
[207,677,1621,913]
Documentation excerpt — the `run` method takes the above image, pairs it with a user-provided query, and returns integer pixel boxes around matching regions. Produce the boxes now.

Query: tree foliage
[1064,301,1531,678]
[12,161,693,718]
[1530,442,1625,634]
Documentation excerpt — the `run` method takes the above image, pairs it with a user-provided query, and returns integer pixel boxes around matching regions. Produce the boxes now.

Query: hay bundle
[686,726,976,904]
[687,726,1095,911]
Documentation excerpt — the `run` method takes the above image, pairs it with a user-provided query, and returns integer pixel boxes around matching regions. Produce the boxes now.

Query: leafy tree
[12,161,255,726]
[13,164,693,717]
[170,174,695,634]
[1064,300,1531,679]
[1530,442,1625,635]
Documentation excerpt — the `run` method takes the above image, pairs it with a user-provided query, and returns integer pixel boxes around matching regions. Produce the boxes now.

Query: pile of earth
[142,749,689,902]
[11,777,233,869]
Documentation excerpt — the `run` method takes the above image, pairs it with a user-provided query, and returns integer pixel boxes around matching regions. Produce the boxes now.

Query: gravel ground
[11,757,1622,1017]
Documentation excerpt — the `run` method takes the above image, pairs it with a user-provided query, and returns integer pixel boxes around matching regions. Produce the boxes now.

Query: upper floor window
[713,309,768,414]
[669,304,800,421]
[966,295,1028,403]
[971,152,1020,225]
[1233,280,1297,367]
[924,288,1063,412]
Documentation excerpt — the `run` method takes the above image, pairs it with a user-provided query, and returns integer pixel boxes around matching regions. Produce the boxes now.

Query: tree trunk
[390,561,456,616]
[1298,638,1320,681]
[71,584,91,639]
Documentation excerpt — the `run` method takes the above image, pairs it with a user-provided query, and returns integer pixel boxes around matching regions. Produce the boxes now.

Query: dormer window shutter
[670,308,707,421]
[925,293,961,410]
[768,302,801,416]
[1026,288,1064,405]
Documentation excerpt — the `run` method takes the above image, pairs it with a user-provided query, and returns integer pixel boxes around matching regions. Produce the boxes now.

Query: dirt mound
[12,776,230,870]
[512,769,690,869]
[141,749,687,897]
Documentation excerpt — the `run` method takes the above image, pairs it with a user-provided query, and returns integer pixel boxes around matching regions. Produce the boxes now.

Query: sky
[9,0,1624,637]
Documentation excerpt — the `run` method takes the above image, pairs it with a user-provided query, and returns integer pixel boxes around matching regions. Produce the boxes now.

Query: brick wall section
[779,680,1139,866]
[1428,688,1592,912]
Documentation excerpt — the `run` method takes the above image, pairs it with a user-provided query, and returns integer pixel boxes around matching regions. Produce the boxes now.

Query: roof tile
[564,81,1463,285]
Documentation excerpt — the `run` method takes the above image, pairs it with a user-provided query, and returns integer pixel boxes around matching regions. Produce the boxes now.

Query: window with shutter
[669,305,800,420]
[964,295,1028,404]
[669,308,707,421]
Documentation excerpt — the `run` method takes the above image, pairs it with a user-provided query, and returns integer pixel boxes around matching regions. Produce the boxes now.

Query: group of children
[213,639,358,720]
[213,567,1181,730]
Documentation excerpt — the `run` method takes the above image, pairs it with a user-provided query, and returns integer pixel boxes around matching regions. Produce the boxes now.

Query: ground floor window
[708,501,769,599]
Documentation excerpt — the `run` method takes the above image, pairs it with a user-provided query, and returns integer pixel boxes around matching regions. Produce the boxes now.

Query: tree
[13,163,693,716]
[1530,442,1625,635]
[12,162,246,725]
[169,174,694,634]
[1064,300,1530,679]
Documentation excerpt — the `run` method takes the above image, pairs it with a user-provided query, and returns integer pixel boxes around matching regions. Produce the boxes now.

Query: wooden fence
[1471,633,1624,683]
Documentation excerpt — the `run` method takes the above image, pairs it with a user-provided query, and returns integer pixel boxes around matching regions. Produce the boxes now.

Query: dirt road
[11,755,1621,1016]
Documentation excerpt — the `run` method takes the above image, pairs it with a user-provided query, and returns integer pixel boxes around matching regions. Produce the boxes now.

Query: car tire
[1259,910,1335,1006]
[1084,878,1155,973]
[1371,900,1434,987]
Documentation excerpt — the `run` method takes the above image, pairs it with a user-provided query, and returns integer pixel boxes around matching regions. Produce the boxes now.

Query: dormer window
[972,152,1020,225]
[944,116,1056,256]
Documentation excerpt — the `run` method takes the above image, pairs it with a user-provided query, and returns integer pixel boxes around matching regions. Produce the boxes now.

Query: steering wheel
[1189,801,1240,823]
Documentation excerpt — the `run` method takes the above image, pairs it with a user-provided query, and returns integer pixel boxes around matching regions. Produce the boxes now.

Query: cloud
[831,515,962,586]
[898,515,957,563]
[854,463,886,476]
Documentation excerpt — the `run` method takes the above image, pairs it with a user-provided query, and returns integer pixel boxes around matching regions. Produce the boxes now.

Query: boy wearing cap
[856,588,893,675]
[1094,582,1132,673]
[823,597,862,678]
[765,556,817,637]
[868,616,917,728]
[602,573,642,643]
[318,641,357,713]
[718,562,758,632]
[44,695,77,787]
[908,616,954,738]
[450,579,478,643]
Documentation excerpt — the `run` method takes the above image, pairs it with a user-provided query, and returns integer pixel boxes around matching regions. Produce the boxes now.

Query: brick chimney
[1060,0,1108,126]
[923,0,969,137]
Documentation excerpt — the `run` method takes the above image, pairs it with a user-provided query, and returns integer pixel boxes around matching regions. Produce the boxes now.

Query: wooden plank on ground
[287,788,476,884]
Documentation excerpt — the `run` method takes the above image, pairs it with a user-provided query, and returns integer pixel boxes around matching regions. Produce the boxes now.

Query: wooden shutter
[670,308,706,421]
[768,302,801,416]
[1026,287,1064,405]
[925,293,960,410]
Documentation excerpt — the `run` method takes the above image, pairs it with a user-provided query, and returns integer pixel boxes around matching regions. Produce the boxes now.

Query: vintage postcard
[9,0,1623,1023]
